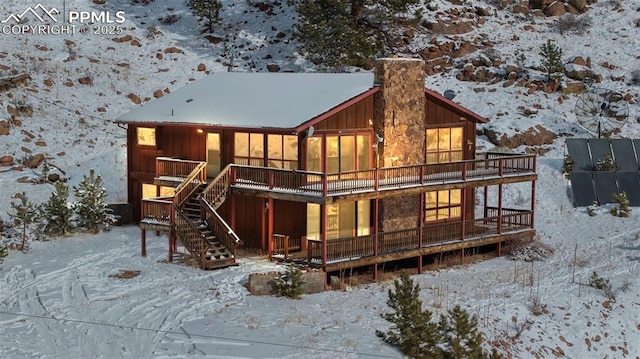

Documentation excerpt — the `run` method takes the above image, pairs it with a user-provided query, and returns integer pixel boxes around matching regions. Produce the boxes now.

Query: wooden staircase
[141,159,242,270]
[176,189,237,270]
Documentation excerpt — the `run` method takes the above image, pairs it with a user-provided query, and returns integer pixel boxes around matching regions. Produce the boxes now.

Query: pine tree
[540,39,564,81]
[73,169,115,233]
[9,192,39,250]
[376,271,441,358]
[611,191,631,217]
[273,264,305,299]
[438,305,485,359]
[40,181,75,236]
[190,0,222,33]
[291,0,420,69]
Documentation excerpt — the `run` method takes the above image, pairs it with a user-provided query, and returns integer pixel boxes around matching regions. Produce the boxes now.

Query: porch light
[196,129,204,134]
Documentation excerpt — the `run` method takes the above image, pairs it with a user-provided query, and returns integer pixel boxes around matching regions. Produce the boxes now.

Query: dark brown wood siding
[424,96,479,222]
[312,94,374,132]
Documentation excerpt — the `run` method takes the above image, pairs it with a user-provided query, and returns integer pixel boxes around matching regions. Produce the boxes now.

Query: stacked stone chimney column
[373,57,426,232]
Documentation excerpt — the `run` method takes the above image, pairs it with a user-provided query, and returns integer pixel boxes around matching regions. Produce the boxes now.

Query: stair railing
[200,164,233,210]
[199,197,243,255]
[173,161,207,208]
[174,205,211,269]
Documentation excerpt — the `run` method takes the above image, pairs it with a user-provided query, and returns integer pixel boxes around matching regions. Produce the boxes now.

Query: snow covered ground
[0,151,639,358]
[1,0,640,357]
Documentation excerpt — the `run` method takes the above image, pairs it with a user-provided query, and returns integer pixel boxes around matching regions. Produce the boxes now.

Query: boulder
[485,124,557,148]
[164,47,184,54]
[544,1,566,16]
[564,63,594,81]
[0,155,14,166]
[266,64,280,72]
[26,153,45,168]
[127,93,141,104]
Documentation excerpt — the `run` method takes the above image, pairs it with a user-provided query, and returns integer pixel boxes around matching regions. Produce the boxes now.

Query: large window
[136,127,156,146]
[142,183,174,199]
[306,134,371,173]
[267,134,298,169]
[234,132,264,166]
[234,133,298,168]
[425,189,461,221]
[306,200,370,240]
[426,127,463,164]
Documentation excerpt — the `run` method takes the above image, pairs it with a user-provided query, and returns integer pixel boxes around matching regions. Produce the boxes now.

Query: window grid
[426,127,463,164]
[425,189,462,222]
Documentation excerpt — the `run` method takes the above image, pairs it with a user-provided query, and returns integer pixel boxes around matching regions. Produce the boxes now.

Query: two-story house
[116,58,537,279]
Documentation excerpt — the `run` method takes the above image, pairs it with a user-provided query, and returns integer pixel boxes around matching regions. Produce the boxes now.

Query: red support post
[320,204,327,266]
[230,194,236,231]
[374,198,379,257]
[168,230,173,263]
[267,198,274,258]
[461,188,466,241]
[531,180,536,229]
[141,229,146,257]
[498,184,503,234]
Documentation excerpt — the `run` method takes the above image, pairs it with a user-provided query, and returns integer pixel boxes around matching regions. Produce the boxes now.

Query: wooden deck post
[267,198,274,258]
[261,199,267,254]
[373,198,379,280]
[531,179,536,229]
[417,193,424,274]
[141,228,146,257]
[498,184,503,234]
[168,229,174,263]
[461,188,467,241]
[321,204,327,266]
[230,194,236,231]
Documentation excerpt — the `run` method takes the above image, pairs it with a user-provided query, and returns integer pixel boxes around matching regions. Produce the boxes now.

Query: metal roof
[115,72,376,130]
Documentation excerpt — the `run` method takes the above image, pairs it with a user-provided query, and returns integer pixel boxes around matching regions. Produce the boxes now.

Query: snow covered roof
[116,72,376,130]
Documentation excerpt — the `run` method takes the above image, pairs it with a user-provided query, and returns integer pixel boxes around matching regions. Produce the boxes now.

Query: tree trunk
[350,0,366,24]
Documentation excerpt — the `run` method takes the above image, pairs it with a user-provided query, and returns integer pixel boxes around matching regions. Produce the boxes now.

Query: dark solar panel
[615,172,640,206]
[569,172,597,207]
[611,139,638,171]
[588,139,613,169]
[566,138,592,171]
[593,171,619,205]
[634,140,640,169]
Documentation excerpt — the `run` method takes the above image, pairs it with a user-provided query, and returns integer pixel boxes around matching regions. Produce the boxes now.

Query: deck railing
[270,234,305,260]
[156,157,205,181]
[140,196,173,227]
[231,153,536,197]
[200,164,233,210]
[306,209,533,264]
[173,161,207,207]
[174,208,210,269]
[200,197,243,252]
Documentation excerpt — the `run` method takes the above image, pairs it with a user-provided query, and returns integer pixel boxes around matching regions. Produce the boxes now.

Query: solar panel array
[565,138,640,206]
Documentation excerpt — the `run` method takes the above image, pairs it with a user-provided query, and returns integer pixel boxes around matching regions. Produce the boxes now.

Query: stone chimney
[373,57,426,232]
[373,57,426,168]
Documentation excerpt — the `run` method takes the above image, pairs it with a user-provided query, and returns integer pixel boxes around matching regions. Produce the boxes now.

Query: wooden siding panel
[234,195,263,250]
[273,200,306,239]
[311,93,374,132]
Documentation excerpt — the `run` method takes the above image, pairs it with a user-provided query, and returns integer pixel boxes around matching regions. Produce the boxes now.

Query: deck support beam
[321,204,327,266]
[267,198,274,258]
[141,228,146,257]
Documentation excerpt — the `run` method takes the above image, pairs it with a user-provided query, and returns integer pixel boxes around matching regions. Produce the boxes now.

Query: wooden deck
[140,153,537,272]
[230,153,536,203]
[270,207,534,270]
